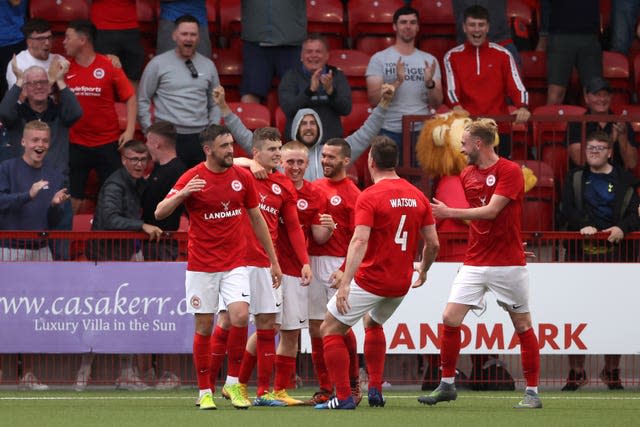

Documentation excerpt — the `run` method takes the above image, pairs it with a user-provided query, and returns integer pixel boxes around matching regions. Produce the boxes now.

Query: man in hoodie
[212,84,395,181]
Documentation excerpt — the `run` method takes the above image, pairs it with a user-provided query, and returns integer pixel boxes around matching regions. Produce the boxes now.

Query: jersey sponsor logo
[93,68,105,79]
[231,180,243,191]
[390,198,417,208]
[221,201,230,211]
[297,199,308,210]
[259,203,278,216]
[190,296,201,309]
[259,193,268,203]
[330,195,342,206]
[271,183,281,195]
[203,208,243,220]
[486,174,496,186]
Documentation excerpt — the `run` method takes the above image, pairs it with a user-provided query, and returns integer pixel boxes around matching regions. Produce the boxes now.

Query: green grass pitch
[1,389,639,427]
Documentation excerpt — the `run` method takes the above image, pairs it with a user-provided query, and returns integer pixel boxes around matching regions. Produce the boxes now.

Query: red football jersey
[165,164,258,272]
[461,157,525,266]
[90,0,138,30]
[67,54,135,147]
[277,179,327,276]
[308,177,361,257]
[353,178,434,297]
[244,171,300,268]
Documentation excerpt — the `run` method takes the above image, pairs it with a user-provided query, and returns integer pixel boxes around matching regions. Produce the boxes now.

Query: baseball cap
[585,77,611,94]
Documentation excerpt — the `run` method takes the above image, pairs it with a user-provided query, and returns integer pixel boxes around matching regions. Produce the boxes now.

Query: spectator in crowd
[0,120,69,390]
[76,140,163,392]
[315,136,439,410]
[141,121,186,261]
[157,0,211,58]
[278,34,352,144]
[559,130,640,391]
[239,0,306,103]
[90,0,145,83]
[63,20,137,214]
[453,0,521,66]
[567,77,637,171]
[0,0,26,98]
[212,83,395,181]
[366,6,443,159]
[138,14,220,169]
[154,124,281,410]
[0,60,82,259]
[546,0,602,105]
[5,19,63,90]
[610,0,640,55]
[443,5,530,157]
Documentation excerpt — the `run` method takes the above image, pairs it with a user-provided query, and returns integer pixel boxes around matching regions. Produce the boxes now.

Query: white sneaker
[156,371,181,390]
[74,364,92,391]
[115,369,150,391]
[19,372,49,391]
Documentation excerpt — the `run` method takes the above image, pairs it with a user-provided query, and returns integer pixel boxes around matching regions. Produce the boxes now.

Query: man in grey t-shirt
[366,5,443,162]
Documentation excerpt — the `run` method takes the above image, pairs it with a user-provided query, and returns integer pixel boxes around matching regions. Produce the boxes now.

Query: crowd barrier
[1,231,638,389]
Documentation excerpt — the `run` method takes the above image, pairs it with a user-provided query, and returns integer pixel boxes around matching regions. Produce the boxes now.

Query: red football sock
[238,350,257,385]
[192,332,211,390]
[344,329,359,384]
[226,325,248,378]
[364,325,386,391]
[256,328,276,396]
[441,325,461,378]
[311,337,332,391]
[323,334,350,400]
[209,325,230,388]
[518,327,540,387]
[274,354,296,391]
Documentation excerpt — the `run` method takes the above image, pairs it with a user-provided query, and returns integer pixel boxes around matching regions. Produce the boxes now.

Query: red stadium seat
[275,107,286,136]
[418,37,457,66]
[307,0,346,49]
[533,105,586,185]
[114,102,143,140]
[330,49,371,88]
[416,0,455,36]
[506,0,539,42]
[136,0,158,38]
[341,102,373,136]
[212,48,243,89]
[219,0,241,48]
[602,51,632,106]
[30,0,90,34]
[519,50,547,109]
[205,0,218,43]
[227,102,271,131]
[348,0,404,48]
[356,36,395,56]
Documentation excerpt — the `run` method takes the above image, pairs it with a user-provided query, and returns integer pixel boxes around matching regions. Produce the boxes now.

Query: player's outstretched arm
[431,194,510,221]
[412,224,440,288]
[247,206,282,287]
[155,175,205,220]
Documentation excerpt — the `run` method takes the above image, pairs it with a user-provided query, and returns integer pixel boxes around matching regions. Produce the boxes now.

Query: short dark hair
[22,19,51,38]
[253,127,282,150]
[174,14,200,28]
[67,20,96,44]
[147,121,177,147]
[586,130,613,148]
[464,5,490,22]
[303,33,329,51]
[325,138,352,158]
[121,139,148,154]
[200,124,232,147]
[370,136,398,170]
[393,6,419,24]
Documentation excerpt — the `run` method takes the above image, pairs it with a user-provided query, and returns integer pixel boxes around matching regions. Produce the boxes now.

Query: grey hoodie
[224,105,387,181]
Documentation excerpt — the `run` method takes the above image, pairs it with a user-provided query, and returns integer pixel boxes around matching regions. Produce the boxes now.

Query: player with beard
[155,124,281,410]
[418,118,541,409]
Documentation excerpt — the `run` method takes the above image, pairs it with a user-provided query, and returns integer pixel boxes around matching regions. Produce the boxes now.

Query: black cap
[585,77,611,94]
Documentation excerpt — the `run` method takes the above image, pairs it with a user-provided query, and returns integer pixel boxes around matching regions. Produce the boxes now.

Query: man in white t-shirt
[365,5,443,162]
[6,19,61,89]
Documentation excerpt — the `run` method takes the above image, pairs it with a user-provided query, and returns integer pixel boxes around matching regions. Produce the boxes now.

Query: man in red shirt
[155,124,281,411]
[418,118,542,409]
[63,20,137,213]
[306,138,363,405]
[316,136,439,410]
[443,5,529,157]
